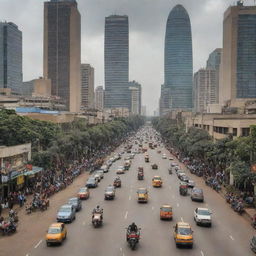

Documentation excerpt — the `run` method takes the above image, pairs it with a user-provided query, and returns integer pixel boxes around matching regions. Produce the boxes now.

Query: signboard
[17,175,24,185]
[1,175,9,183]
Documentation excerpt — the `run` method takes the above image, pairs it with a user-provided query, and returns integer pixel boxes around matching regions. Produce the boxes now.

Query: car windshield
[79,188,87,192]
[88,178,95,182]
[138,189,147,193]
[178,227,192,235]
[106,187,114,192]
[48,227,61,234]
[193,189,202,194]
[162,207,172,212]
[198,209,210,215]
[154,177,161,180]
[60,207,71,212]
[69,199,77,204]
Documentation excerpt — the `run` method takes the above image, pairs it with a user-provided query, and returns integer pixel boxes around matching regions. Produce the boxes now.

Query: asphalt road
[27,131,255,256]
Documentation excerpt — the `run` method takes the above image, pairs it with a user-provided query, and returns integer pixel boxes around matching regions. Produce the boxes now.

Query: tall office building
[0,22,22,95]
[81,64,94,109]
[193,69,217,113]
[164,5,193,110]
[43,0,81,112]
[128,81,142,115]
[219,1,256,104]
[95,86,104,110]
[104,15,129,109]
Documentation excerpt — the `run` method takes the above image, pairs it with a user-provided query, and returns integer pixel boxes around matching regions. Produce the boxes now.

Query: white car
[194,208,212,227]
[188,180,195,188]
[171,162,178,167]
[169,157,174,160]
[94,173,101,182]
[96,170,104,179]
[162,154,167,159]
[116,166,125,174]
[100,165,109,173]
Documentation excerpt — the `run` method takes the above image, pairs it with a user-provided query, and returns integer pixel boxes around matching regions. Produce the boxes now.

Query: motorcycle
[0,221,17,235]
[126,229,141,250]
[168,168,172,175]
[92,213,103,228]
[113,178,121,188]
[138,172,144,180]
[9,211,18,223]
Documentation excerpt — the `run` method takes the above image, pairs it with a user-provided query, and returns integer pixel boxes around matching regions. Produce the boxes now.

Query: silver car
[57,204,76,223]
[191,188,204,202]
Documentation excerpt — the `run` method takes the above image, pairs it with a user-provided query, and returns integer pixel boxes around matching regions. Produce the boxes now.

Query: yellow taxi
[46,223,67,246]
[137,188,148,203]
[173,222,193,248]
[152,176,163,187]
[160,205,173,220]
[77,187,90,200]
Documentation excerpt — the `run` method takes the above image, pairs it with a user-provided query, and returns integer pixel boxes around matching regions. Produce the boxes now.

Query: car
[160,205,173,220]
[77,187,90,199]
[100,165,109,173]
[68,197,82,212]
[137,188,148,203]
[171,162,178,167]
[46,223,67,246]
[180,175,189,183]
[94,173,101,183]
[250,235,256,253]
[169,157,174,160]
[173,222,193,248]
[104,185,116,200]
[152,176,163,187]
[116,166,125,174]
[162,154,167,159]
[191,188,204,202]
[57,204,76,223]
[124,161,131,170]
[178,172,186,179]
[109,157,115,163]
[188,180,195,188]
[86,177,98,188]
[95,170,104,179]
[194,208,212,227]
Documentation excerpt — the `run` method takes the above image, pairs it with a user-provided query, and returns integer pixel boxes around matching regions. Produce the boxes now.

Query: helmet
[96,205,100,209]
[132,222,135,225]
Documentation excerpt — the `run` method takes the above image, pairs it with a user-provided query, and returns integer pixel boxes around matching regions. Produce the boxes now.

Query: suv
[194,207,212,227]
[173,222,193,248]
[86,177,98,188]
[191,188,204,202]
[68,197,82,212]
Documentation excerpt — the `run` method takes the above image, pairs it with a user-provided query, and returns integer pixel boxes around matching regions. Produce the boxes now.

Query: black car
[68,197,82,212]
[86,177,98,188]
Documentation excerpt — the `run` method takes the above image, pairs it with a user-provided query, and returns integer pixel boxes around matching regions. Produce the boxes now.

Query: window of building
[233,128,237,136]
[241,128,250,137]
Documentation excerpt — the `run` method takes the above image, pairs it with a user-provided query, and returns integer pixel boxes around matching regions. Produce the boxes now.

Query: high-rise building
[159,84,170,116]
[128,81,141,115]
[193,69,217,113]
[164,4,193,110]
[0,22,22,95]
[43,0,81,112]
[104,15,129,109]
[81,64,94,109]
[219,2,256,105]
[141,105,146,116]
[95,86,104,110]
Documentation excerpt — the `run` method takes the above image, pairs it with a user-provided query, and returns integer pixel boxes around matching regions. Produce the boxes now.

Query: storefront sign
[17,175,24,185]
[1,175,9,183]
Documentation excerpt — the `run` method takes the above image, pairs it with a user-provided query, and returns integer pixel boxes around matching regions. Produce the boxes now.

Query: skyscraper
[164,4,193,110]
[81,64,94,109]
[128,81,142,115]
[43,0,81,112]
[0,22,22,95]
[219,2,256,104]
[95,86,104,110]
[159,84,170,116]
[104,15,129,109]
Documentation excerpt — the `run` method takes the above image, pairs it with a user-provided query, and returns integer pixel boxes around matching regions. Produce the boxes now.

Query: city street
[11,134,254,256]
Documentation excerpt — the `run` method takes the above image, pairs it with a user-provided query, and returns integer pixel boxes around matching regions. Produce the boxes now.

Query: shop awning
[24,167,43,176]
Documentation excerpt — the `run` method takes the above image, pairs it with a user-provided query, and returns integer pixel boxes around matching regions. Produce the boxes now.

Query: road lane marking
[177,203,179,207]
[229,235,234,241]
[172,195,175,199]
[152,206,154,210]
[201,250,205,256]
[123,253,125,256]
[34,239,42,249]
[181,217,184,222]
[129,195,131,200]
[125,211,128,219]
[120,247,123,252]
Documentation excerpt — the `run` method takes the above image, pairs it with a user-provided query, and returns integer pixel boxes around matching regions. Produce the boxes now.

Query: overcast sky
[1,0,255,115]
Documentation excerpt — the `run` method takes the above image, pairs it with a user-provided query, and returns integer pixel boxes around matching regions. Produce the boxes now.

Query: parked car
[180,175,189,183]
[57,204,76,223]
[191,188,204,202]
[86,177,98,188]
[162,154,167,159]
[104,185,116,200]
[77,187,90,199]
[188,180,195,188]
[96,170,104,179]
[100,165,109,173]
[46,223,67,246]
[194,207,212,227]
[68,197,82,212]
[94,173,101,183]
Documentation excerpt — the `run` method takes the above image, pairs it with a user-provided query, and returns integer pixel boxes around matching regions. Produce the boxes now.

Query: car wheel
[190,244,193,249]
[208,223,212,227]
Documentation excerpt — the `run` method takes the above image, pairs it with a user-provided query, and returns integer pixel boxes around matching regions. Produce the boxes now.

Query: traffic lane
[30,153,140,256]
[163,150,255,256]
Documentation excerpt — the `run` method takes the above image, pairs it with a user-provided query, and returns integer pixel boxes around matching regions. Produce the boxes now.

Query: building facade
[43,0,81,112]
[0,22,22,95]
[164,5,193,110]
[81,64,94,109]
[128,81,141,115]
[95,86,104,110]
[219,2,256,105]
[104,15,129,109]
[159,84,170,116]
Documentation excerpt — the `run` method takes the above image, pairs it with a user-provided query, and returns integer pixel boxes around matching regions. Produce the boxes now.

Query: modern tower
[95,86,104,110]
[164,4,193,110]
[43,0,81,112]
[0,22,22,95]
[104,15,129,109]
[219,1,256,105]
[128,81,142,115]
[81,64,94,109]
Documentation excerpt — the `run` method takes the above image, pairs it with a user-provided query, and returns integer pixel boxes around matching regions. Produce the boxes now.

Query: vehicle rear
[160,205,172,220]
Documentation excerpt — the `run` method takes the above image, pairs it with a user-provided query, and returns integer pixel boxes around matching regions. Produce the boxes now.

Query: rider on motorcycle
[128,222,138,233]
[92,205,103,220]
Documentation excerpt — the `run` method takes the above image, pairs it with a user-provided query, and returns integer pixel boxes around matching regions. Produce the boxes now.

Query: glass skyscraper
[104,15,129,109]
[0,22,22,95]
[164,4,193,109]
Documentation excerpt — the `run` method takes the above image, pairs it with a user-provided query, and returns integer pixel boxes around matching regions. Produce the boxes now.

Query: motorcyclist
[128,222,138,233]
[92,205,103,220]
